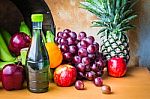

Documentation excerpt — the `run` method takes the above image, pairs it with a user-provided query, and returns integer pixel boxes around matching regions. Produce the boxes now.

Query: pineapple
[80,0,137,63]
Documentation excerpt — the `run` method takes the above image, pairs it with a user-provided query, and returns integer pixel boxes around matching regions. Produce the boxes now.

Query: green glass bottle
[26,14,50,93]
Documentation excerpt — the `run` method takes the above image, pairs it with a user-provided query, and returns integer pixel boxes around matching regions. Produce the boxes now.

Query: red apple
[0,70,2,81]
[54,64,77,87]
[108,57,127,77]
[9,32,31,56]
[2,64,25,90]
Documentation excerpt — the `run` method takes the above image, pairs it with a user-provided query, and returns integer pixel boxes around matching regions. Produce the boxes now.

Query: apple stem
[17,61,21,67]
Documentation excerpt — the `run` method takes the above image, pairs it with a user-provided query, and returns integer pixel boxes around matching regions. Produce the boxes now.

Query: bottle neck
[32,22,42,40]
[32,22,42,31]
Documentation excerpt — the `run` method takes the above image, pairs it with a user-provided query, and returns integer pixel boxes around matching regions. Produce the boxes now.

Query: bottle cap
[31,14,43,22]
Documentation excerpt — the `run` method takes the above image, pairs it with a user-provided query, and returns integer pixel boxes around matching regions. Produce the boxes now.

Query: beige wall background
[45,0,141,67]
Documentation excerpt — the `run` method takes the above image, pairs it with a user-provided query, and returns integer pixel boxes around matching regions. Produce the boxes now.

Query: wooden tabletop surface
[0,67,150,99]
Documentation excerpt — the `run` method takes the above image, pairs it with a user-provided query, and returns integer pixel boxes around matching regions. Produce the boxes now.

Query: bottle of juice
[26,14,50,93]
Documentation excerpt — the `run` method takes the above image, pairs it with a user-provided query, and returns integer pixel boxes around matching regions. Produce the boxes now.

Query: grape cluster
[55,29,105,80]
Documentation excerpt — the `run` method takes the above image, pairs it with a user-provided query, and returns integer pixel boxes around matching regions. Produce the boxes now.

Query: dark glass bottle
[26,14,50,93]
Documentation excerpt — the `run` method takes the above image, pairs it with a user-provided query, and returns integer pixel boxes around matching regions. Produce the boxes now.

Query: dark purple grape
[57,32,63,38]
[96,71,104,77]
[77,42,81,48]
[67,37,75,45]
[55,37,61,44]
[95,52,103,58]
[85,65,91,72]
[60,45,69,52]
[80,40,88,48]
[93,42,99,47]
[73,56,82,64]
[55,37,58,43]
[91,63,99,72]
[81,37,86,41]
[85,71,96,81]
[69,32,77,40]
[88,53,96,60]
[75,40,79,45]
[101,85,111,94]
[60,38,68,45]
[82,57,90,65]
[63,29,71,33]
[69,45,78,54]
[75,80,84,90]
[78,48,88,57]
[95,58,104,68]
[85,36,95,44]
[93,77,103,87]
[87,45,96,54]
[93,42,99,52]
[78,32,87,40]
[62,32,70,39]
[88,36,95,42]
[63,52,73,61]
[77,72,85,79]
[76,63,85,73]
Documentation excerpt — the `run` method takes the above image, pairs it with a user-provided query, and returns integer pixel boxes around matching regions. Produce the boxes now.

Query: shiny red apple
[108,57,127,77]
[2,64,25,90]
[54,64,77,87]
[0,70,2,81]
[9,32,31,56]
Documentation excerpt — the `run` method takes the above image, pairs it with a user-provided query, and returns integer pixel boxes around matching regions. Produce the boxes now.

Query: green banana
[0,28,11,46]
[19,21,31,37]
[46,30,54,43]
[0,61,15,70]
[0,33,16,62]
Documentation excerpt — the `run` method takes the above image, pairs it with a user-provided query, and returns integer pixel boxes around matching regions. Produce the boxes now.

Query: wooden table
[0,67,150,99]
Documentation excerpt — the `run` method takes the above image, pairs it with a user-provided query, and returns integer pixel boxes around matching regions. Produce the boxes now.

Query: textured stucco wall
[138,0,150,66]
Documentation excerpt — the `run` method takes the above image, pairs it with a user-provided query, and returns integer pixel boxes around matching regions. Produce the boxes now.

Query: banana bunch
[0,29,16,69]
[19,21,31,37]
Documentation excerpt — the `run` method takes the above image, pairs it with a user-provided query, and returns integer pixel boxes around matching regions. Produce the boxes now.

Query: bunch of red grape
[55,29,105,80]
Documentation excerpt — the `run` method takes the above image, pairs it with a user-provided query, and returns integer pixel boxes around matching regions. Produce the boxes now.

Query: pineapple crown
[80,0,138,39]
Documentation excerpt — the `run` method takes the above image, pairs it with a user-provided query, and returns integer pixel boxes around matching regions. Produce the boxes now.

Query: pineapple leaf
[115,0,121,13]
[81,0,106,13]
[80,0,137,35]
[107,0,112,16]
[128,0,139,9]
[97,28,108,35]
[118,33,122,40]
[113,13,120,25]
[121,0,127,7]
[100,15,112,23]
[92,20,109,27]
[118,25,136,32]
[80,2,102,17]
[120,15,137,26]
[121,10,134,20]
[120,1,129,15]
[112,0,116,15]
[116,0,121,9]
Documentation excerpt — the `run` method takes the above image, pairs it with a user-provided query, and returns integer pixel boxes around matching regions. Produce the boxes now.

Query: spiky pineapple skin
[101,34,130,63]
